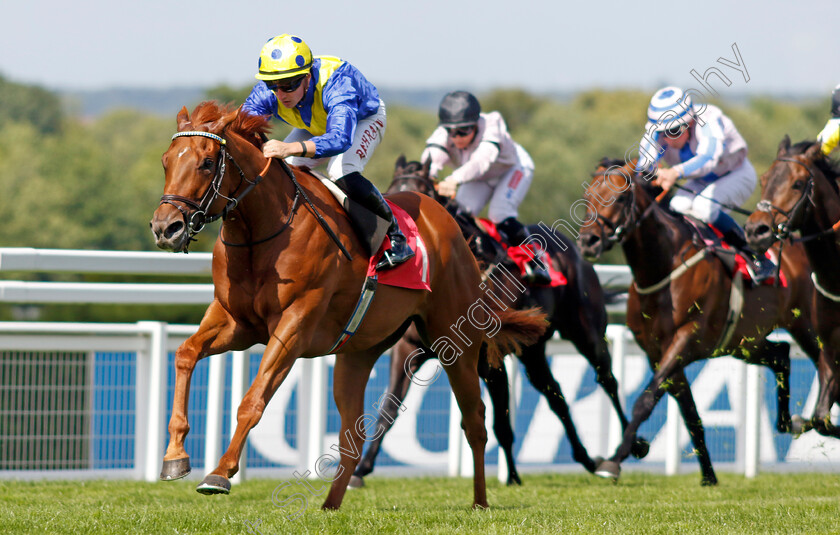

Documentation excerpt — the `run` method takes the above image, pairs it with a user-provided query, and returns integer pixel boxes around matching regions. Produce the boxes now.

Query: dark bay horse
[745,136,840,437]
[577,158,820,485]
[349,157,648,488]
[149,102,547,510]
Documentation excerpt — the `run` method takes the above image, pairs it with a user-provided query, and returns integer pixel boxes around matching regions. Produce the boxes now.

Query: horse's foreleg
[477,352,521,486]
[667,370,716,486]
[322,349,381,510]
[519,347,595,473]
[161,300,252,481]
[789,322,823,434]
[197,316,308,495]
[743,340,792,433]
[567,323,650,459]
[812,345,840,437]
[596,347,689,481]
[351,336,430,484]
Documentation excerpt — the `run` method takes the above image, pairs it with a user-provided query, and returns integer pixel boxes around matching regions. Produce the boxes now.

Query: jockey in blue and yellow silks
[242,34,413,271]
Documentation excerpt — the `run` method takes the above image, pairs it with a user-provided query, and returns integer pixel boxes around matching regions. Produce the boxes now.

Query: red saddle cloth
[478,218,567,287]
[366,201,431,291]
[709,226,787,287]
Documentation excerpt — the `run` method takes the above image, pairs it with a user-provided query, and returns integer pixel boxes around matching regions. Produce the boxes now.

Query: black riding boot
[722,229,775,284]
[338,172,415,271]
[497,217,551,285]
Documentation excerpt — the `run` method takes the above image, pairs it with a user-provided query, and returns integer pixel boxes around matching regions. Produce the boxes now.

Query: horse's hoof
[594,459,620,481]
[507,472,523,486]
[791,415,809,436]
[701,475,718,486]
[631,437,651,459]
[160,457,191,481]
[347,475,365,489]
[196,474,231,495]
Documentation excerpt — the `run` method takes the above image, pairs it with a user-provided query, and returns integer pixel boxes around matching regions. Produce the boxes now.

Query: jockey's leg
[336,171,415,270]
[697,164,773,283]
[714,210,775,283]
[487,160,549,285]
[496,217,551,285]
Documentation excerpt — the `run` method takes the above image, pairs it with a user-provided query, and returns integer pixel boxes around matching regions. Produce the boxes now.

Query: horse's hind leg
[478,351,521,486]
[322,349,381,510]
[350,333,430,487]
[443,346,488,509]
[518,342,596,473]
[161,300,254,481]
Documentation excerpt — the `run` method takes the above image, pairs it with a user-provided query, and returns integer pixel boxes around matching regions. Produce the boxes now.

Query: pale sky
[1,0,837,97]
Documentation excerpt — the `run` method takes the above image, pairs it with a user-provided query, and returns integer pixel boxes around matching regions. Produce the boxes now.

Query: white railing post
[204,352,226,476]
[498,355,519,483]
[297,357,327,478]
[607,325,628,454]
[448,390,462,477]
[137,321,168,482]
[229,350,249,484]
[744,363,761,478]
[665,395,682,476]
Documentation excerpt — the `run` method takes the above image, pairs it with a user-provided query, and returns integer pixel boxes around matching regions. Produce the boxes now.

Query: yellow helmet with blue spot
[256,34,313,81]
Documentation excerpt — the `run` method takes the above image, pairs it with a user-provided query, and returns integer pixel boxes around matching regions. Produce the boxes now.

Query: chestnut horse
[149,102,546,510]
[577,158,820,485]
[349,158,648,488]
[745,136,840,437]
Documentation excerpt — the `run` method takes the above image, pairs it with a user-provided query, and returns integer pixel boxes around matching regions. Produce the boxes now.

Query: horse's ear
[176,106,192,132]
[778,135,791,156]
[805,141,823,161]
[395,154,407,173]
[209,106,239,134]
[421,157,432,178]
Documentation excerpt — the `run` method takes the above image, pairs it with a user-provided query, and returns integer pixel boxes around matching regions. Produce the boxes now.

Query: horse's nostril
[164,221,184,240]
[748,224,771,238]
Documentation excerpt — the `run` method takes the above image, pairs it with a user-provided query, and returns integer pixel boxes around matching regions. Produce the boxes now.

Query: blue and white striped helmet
[647,86,695,132]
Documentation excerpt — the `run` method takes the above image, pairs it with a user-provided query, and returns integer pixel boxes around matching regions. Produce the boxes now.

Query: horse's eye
[792,180,805,190]
[200,158,215,171]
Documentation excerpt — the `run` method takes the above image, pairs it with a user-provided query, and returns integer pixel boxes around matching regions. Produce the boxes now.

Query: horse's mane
[189,101,270,149]
[787,139,840,185]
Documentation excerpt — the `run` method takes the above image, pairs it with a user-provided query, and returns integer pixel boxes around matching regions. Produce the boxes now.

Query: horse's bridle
[159,131,258,242]
[755,156,816,242]
[587,170,653,250]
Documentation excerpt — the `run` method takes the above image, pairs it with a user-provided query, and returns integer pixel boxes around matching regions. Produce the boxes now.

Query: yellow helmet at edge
[256,34,313,81]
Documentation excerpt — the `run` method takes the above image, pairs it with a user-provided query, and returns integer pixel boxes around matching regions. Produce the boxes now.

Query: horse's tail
[483,304,548,367]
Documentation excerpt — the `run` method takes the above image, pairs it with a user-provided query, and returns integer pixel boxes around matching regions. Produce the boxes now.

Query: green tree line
[0,74,829,322]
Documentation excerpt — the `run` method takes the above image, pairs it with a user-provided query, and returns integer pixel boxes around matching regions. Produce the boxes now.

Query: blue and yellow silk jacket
[243,56,381,158]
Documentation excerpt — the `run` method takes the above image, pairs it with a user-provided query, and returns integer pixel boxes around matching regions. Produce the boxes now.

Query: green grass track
[2,472,839,534]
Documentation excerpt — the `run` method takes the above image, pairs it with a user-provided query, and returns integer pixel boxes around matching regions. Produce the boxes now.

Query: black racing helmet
[438,91,481,127]
[832,84,840,118]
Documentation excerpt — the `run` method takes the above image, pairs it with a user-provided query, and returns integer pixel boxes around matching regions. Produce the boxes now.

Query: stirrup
[744,256,774,284]
[375,240,415,271]
[523,262,551,286]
